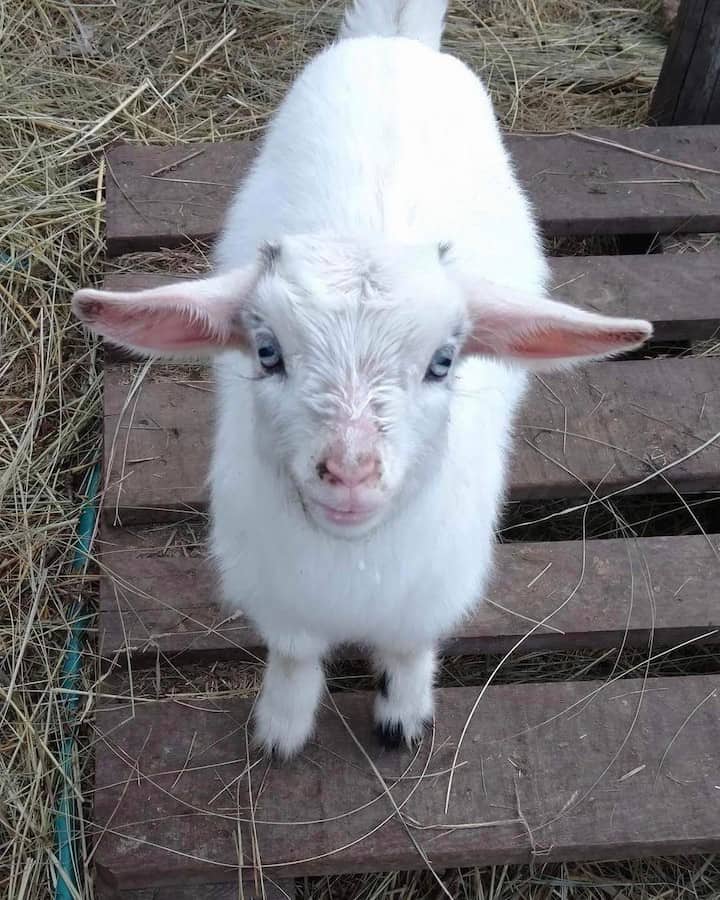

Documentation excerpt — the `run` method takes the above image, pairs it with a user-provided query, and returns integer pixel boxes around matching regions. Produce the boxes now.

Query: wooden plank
[548,253,720,342]
[102,357,720,523]
[99,529,720,664]
[106,141,254,255]
[105,126,720,255]
[650,0,720,125]
[99,877,294,900]
[94,674,720,888]
[101,251,720,347]
[115,888,293,900]
[103,272,202,292]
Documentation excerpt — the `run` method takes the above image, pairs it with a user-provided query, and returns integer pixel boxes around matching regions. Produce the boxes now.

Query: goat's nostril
[317,460,343,486]
[319,455,379,487]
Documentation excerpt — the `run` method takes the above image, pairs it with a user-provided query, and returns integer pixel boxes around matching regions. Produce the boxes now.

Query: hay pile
[4,1,715,898]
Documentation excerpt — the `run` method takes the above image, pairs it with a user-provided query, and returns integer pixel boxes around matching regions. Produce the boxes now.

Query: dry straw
[4,1,720,898]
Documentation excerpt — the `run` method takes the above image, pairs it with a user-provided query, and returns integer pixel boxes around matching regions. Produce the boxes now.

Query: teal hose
[54,463,101,900]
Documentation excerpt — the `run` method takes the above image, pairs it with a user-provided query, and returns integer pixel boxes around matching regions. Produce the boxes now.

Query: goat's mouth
[291,473,389,536]
[298,491,387,536]
[314,501,379,526]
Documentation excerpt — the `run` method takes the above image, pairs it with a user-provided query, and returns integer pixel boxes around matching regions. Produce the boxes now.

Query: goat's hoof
[377,670,390,698]
[374,718,429,751]
[374,719,405,750]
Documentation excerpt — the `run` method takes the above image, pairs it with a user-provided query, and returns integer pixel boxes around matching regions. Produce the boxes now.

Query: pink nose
[319,455,379,488]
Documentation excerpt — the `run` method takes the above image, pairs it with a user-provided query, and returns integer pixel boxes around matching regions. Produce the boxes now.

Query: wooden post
[649,0,720,125]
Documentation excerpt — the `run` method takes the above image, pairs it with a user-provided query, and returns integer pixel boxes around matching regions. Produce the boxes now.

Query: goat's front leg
[372,645,436,749]
[254,645,326,759]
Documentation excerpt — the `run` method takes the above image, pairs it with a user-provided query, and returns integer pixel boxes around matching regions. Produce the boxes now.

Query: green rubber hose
[54,463,101,900]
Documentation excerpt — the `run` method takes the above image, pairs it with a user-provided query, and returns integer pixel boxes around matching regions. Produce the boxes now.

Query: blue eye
[256,334,284,374]
[425,345,455,381]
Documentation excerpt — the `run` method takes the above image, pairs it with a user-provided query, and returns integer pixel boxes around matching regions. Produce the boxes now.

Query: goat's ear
[72,268,256,357]
[461,278,652,369]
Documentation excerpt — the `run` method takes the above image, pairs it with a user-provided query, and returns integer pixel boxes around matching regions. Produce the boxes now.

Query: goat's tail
[339,0,448,50]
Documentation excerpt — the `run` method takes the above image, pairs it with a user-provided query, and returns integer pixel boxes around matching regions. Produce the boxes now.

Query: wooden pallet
[95,126,720,897]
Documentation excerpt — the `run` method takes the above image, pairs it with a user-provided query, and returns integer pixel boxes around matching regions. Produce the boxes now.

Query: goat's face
[244,236,468,536]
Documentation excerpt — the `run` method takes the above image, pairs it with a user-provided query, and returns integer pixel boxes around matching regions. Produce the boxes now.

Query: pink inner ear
[141,312,224,349]
[509,325,650,359]
[463,282,652,364]
[76,294,241,352]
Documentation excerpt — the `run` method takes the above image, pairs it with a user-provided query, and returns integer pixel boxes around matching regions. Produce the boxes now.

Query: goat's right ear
[461,277,652,370]
[72,267,257,357]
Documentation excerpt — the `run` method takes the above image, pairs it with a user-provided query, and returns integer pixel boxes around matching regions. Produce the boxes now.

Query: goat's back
[216,37,544,291]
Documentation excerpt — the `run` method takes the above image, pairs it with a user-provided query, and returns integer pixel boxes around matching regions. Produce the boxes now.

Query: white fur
[72,0,651,756]
[254,650,326,758]
[211,6,542,753]
[212,3,649,753]
[374,647,437,746]
[339,0,448,49]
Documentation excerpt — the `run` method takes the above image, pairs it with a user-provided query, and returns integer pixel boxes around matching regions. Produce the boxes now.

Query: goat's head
[73,234,652,537]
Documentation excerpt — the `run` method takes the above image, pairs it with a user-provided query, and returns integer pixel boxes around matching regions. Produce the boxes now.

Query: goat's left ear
[72,267,257,358]
[461,279,652,369]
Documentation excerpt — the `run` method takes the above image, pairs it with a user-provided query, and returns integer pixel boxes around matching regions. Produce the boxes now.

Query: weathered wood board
[105,127,720,254]
[650,0,720,125]
[99,529,720,664]
[94,675,720,889]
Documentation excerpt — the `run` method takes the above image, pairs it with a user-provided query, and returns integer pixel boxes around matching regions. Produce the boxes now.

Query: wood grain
[99,528,720,665]
[548,252,720,342]
[105,126,720,255]
[102,357,720,523]
[94,674,720,888]
[650,0,720,125]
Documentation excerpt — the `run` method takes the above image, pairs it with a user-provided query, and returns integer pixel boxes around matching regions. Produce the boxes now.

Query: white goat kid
[73,0,652,758]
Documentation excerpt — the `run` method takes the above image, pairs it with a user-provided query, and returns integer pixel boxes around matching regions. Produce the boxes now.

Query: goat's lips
[314,500,379,526]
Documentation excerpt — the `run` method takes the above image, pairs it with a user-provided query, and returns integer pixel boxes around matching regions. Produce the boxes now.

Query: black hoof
[374,719,405,750]
[253,737,284,763]
[375,718,431,751]
[260,742,279,761]
[377,670,390,699]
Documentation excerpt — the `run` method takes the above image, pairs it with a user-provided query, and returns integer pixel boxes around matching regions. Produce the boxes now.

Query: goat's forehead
[270,252,386,310]
[259,236,458,303]
[256,260,462,331]
[259,291,462,359]
[248,238,467,364]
